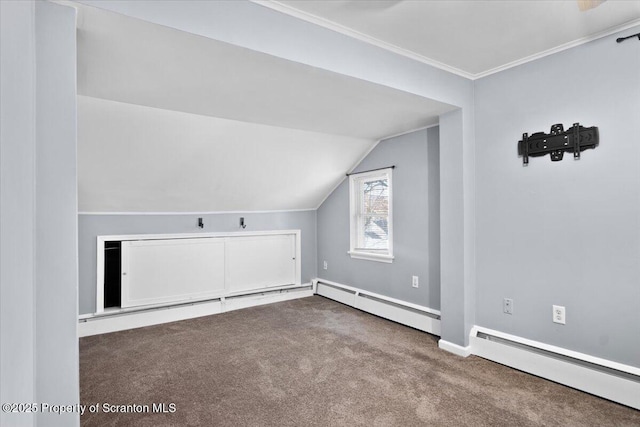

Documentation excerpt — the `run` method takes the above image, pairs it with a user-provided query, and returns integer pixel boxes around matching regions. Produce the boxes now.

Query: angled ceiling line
[313,121,440,211]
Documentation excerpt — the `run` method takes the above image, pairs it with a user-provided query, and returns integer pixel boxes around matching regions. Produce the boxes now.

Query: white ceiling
[76,3,454,140]
[78,96,374,212]
[75,3,454,212]
[263,0,640,78]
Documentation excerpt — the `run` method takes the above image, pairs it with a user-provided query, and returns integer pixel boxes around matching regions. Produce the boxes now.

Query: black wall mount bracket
[518,123,599,165]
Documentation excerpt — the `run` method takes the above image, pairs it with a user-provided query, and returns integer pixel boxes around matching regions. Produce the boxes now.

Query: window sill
[348,251,394,263]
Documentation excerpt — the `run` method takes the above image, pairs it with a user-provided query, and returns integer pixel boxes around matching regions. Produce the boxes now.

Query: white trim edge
[473,19,640,79]
[348,251,394,263]
[379,122,440,142]
[438,339,472,358]
[78,208,316,215]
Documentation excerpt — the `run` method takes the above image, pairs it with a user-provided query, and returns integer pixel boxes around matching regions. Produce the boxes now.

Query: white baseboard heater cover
[315,279,441,336]
[79,285,313,337]
[471,327,640,410]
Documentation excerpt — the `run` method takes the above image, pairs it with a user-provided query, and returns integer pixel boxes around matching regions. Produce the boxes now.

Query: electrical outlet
[503,298,513,315]
[553,305,566,324]
[412,276,419,288]
[323,260,328,270]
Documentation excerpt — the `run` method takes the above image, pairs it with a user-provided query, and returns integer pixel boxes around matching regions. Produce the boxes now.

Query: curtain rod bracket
[616,32,640,43]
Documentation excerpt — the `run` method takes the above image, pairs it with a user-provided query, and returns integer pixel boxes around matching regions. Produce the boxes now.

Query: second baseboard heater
[477,331,639,383]
[315,279,441,336]
[471,326,640,410]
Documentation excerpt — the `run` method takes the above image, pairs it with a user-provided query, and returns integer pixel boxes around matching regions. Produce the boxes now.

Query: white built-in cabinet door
[225,234,296,293]
[119,233,298,309]
[121,238,226,308]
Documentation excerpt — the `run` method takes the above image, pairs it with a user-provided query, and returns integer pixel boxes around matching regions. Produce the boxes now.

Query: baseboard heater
[79,285,313,337]
[315,279,441,336]
[471,327,640,410]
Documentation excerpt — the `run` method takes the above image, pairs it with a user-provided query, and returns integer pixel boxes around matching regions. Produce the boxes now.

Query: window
[349,168,393,263]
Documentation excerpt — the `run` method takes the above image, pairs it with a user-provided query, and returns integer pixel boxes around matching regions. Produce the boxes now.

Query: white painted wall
[78,96,374,212]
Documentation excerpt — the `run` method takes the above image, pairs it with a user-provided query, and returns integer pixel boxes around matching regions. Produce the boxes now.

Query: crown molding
[251,0,476,80]
[252,1,640,81]
[474,18,640,79]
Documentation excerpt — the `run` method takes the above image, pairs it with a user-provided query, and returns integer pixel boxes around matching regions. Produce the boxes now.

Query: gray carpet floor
[80,296,640,426]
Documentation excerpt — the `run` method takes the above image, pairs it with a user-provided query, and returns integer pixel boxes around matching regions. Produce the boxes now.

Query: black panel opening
[104,241,121,309]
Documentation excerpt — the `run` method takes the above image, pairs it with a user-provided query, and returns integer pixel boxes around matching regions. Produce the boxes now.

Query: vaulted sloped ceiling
[78,96,374,212]
[75,3,454,212]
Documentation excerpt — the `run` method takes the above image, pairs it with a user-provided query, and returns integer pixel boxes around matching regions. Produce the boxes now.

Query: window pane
[357,177,389,250]
[361,214,388,250]
[363,178,388,215]
[349,168,393,260]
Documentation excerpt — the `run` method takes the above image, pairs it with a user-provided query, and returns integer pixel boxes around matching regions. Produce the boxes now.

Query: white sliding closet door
[226,234,297,293]
[121,238,225,308]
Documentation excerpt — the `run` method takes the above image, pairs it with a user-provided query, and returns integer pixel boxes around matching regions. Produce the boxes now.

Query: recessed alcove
[74,2,452,321]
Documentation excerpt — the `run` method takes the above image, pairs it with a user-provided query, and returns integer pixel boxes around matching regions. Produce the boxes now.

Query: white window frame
[348,168,394,263]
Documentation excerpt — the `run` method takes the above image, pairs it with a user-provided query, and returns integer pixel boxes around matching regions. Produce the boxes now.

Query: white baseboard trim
[438,339,472,357]
[79,285,313,337]
[315,278,440,336]
[224,287,313,313]
[470,326,640,410]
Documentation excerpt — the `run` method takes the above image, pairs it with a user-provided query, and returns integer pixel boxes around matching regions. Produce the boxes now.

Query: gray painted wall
[35,4,80,426]
[317,127,440,310]
[474,26,640,367]
[1,2,37,426]
[79,211,317,315]
[1,2,79,427]
[440,110,474,346]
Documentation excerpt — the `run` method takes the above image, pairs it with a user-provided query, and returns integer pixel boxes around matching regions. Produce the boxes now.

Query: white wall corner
[438,339,472,357]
